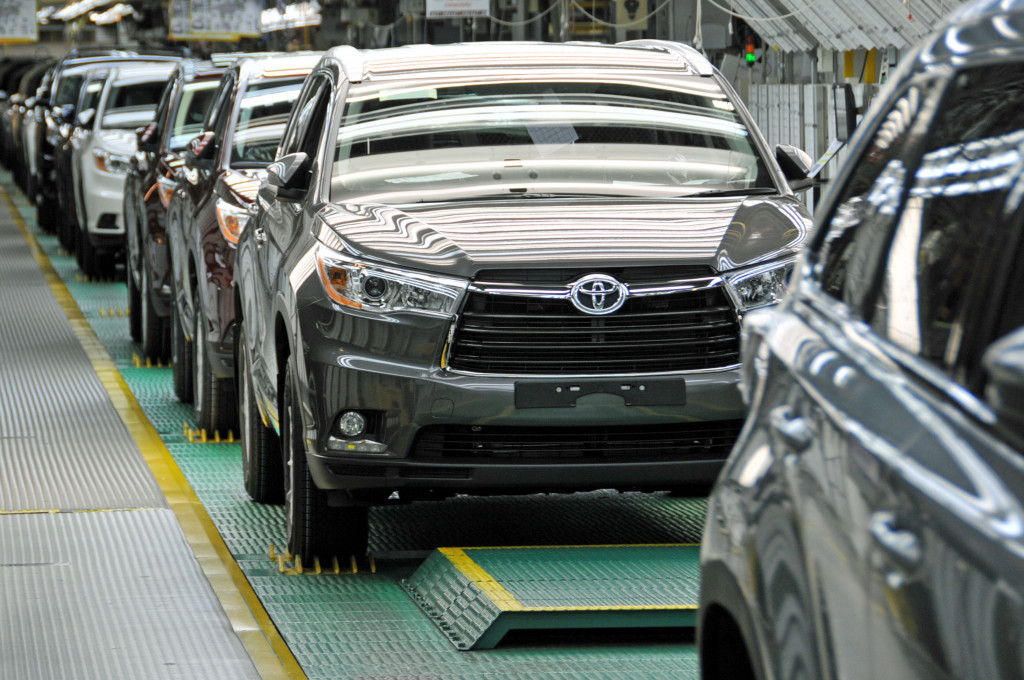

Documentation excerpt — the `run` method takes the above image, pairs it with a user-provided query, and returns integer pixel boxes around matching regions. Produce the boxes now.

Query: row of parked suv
[7,4,1023,673]
[3,39,820,560]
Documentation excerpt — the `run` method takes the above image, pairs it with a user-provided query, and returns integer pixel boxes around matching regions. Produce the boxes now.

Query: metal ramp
[404,544,700,650]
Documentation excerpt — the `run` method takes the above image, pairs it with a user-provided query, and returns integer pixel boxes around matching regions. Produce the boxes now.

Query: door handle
[870,511,922,570]
[769,405,813,452]
[254,227,267,245]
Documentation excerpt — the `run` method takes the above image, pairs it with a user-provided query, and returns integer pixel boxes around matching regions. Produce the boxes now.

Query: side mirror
[184,131,216,166]
[76,108,95,128]
[833,84,857,142]
[983,327,1024,448]
[267,151,309,201]
[776,144,814,192]
[136,121,159,153]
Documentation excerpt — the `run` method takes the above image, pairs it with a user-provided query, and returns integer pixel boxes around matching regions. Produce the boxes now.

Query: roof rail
[617,39,714,76]
[330,45,365,83]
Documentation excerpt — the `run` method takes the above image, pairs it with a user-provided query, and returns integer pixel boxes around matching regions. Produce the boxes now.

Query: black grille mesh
[448,286,740,374]
[412,420,745,462]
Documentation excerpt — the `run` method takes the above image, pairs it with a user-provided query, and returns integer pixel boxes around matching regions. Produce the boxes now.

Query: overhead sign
[425,0,489,18]
[169,0,261,41]
[0,0,39,44]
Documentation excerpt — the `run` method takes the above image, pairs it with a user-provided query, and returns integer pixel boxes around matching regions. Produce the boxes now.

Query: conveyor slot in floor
[403,544,700,650]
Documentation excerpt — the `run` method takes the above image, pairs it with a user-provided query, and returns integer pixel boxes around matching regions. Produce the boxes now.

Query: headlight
[315,244,467,317]
[723,256,795,312]
[216,198,249,244]
[92,149,130,175]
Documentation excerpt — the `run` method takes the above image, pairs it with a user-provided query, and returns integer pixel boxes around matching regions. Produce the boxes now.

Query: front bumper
[299,325,745,494]
[81,164,126,236]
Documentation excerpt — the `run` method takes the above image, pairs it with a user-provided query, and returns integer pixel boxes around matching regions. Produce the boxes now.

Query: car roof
[322,40,714,83]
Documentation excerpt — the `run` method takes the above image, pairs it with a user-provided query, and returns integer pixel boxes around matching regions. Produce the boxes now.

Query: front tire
[192,290,235,434]
[282,361,369,564]
[140,263,169,361]
[171,289,194,403]
[127,266,142,342]
[238,324,282,503]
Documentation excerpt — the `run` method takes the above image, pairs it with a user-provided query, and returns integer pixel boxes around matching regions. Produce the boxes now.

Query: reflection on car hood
[318,195,811,277]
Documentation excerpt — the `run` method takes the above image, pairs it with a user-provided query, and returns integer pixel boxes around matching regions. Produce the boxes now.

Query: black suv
[699,1,1024,678]
[124,60,224,360]
[235,41,814,562]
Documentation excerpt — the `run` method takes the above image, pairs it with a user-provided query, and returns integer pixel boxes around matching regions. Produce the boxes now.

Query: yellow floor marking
[444,544,700,612]
[439,548,525,611]
[3,187,305,680]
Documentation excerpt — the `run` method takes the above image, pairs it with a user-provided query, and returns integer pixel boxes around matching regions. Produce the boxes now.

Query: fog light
[337,411,366,438]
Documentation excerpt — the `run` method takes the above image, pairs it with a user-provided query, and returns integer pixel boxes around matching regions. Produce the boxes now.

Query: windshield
[332,74,775,203]
[230,78,305,167]
[169,80,218,151]
[101,80,165,130]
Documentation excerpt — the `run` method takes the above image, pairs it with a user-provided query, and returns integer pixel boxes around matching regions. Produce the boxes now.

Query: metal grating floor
[3,171,706,679]
[0,188,259,679]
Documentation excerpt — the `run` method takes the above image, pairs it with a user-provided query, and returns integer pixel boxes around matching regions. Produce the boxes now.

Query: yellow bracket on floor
[269,543,371,576]
[132,353,168,368]
[182,422,235,443]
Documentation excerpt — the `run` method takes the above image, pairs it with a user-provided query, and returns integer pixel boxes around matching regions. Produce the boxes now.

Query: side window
[281,75,328,157]
[815,78,943,318]
[152,76,177,138]
[872,63,1024,386]
[204,75,234,139]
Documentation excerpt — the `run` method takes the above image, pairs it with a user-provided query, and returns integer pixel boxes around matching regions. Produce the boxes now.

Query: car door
[848,60,1024,680]
[251,73,333,426]
[752,73,949,680]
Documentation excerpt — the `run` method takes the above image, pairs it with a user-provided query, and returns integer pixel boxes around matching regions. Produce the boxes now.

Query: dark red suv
[167,53,318,433]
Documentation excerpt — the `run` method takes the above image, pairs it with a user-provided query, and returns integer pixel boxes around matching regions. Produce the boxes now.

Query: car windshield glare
[230,78,305,168]
[331,74,774,203]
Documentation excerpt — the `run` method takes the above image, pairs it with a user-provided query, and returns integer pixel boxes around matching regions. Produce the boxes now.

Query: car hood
[317,195,812,277]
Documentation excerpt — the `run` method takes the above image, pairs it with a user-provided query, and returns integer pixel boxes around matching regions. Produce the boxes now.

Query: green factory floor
[4,172,707,679]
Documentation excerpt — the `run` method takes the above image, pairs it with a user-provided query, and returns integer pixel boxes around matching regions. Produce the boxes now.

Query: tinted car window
[230,78,305,166]
[331,75,775,203]
[169,81,218,151]
[816,78,943,318]
[101,80,166,129]
[53,73,84,106]
[872,64,1024,375]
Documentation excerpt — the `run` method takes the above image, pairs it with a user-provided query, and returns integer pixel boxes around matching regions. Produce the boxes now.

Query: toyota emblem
[570,274,628,315]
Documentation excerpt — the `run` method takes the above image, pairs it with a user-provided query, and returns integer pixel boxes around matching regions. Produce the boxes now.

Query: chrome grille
[447,283,740,375]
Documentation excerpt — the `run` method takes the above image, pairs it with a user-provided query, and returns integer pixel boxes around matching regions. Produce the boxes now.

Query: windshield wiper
[684,187,780,198]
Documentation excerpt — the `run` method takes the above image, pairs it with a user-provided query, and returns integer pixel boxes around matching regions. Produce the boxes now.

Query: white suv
[71,62,175,277]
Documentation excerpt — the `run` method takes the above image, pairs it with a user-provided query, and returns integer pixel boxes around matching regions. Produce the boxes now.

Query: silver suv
[233,40,814,562]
